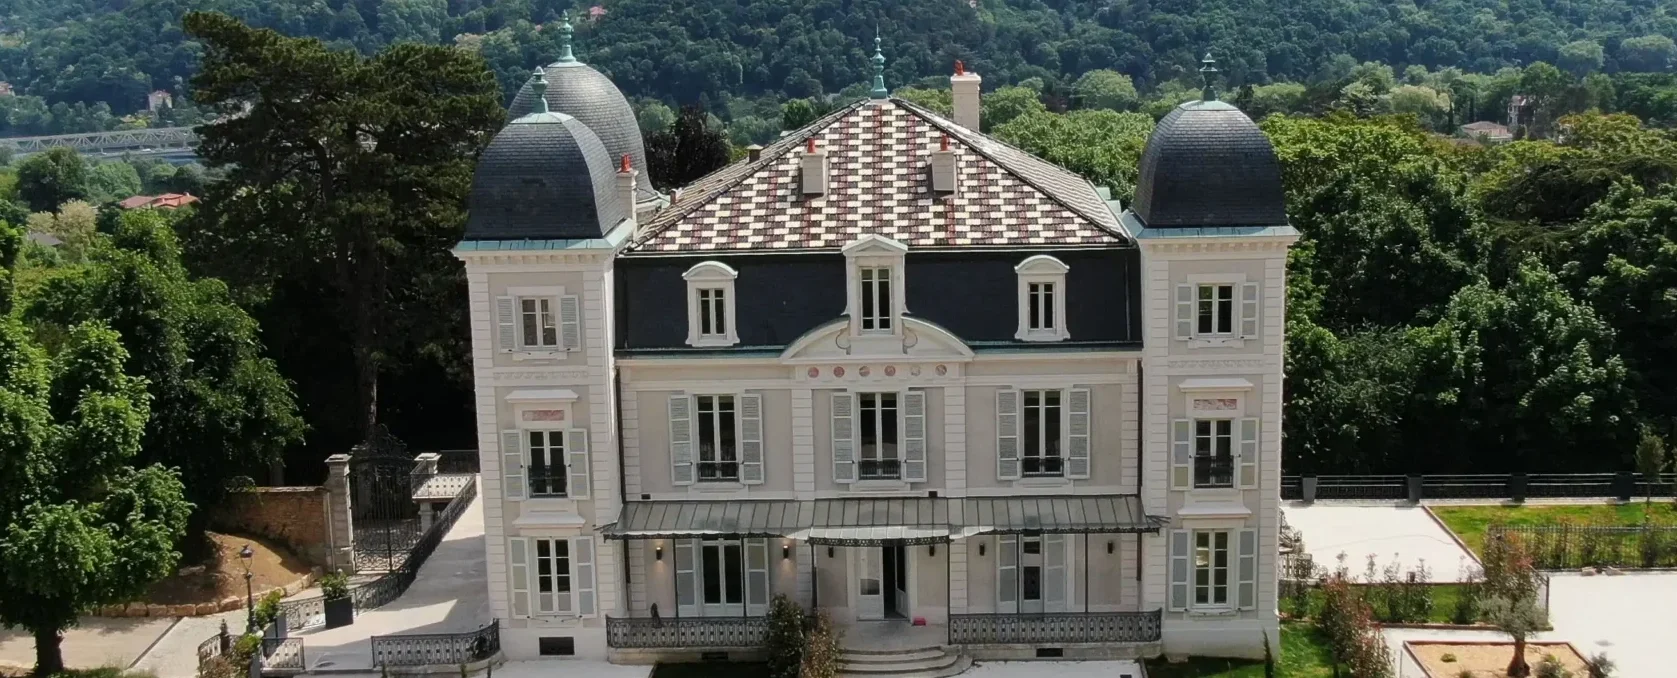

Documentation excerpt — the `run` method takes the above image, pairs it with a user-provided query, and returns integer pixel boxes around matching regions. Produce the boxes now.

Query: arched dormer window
[683,261,739,347]
[1015,254,1070,342]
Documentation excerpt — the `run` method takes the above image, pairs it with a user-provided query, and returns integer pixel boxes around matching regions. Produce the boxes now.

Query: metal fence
[371,620,500,666]
[1282,472,1676,501]
[947,609,1163,645]
[605,616,769,649]
[1492,523,1677,569]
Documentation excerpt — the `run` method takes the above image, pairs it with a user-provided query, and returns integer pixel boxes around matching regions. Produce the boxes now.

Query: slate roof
[464,111,627,241]
[1130,100,1288,228]
[508,61,649,191]
[626,98,1129,253]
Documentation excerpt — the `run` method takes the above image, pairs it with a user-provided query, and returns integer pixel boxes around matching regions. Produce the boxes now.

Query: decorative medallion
[884,365,897,377]
[910,365,922,376]
[1192,398,1240,411]
[935,364,948,376]
[859,366,871,377]
[522,409,566,422]
[807,367,820,378]
[834,366,846,377]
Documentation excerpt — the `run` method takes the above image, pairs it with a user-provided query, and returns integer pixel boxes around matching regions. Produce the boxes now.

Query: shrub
[1583,652,1615,678]
[251,589,285,630]
[1535,653,1574,678]
[763,594,806,678]
[1456,671,1475,678]
[799,610,842,678]
[1316,569,1393,678]
[1441,652,1457,662]
[1453,562,1484,625]
[319,570,351,600]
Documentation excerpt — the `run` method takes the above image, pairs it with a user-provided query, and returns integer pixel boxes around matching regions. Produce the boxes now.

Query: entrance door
[1020,536,1045,613]
[857,547,884,620]
[882,544,909,618]
[701,539,744,616]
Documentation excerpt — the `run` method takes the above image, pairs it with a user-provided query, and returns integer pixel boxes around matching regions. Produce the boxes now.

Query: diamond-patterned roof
[626,98,1129,253]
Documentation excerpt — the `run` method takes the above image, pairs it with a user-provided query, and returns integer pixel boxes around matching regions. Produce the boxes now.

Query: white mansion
[455,32,1297,669]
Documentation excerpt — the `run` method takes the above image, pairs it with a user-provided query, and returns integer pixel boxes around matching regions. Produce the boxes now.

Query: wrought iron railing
[260,637,306,673]
[1281,472,1676,501]
[948,609,1163,645]
[277,477,477,630]
[371,621,500,666]
[605,615,769,649]
[1492,523,1677,569]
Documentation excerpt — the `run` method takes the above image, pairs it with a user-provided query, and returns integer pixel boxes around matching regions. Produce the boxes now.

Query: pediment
[780,317,974,363]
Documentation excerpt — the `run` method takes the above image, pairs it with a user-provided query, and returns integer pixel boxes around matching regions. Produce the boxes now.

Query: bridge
[0,126,199,157]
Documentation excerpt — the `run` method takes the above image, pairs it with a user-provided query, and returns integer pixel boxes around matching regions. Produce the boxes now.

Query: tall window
[697,288,727,339]
[858,392,900,479]
[520,297,559,348]
[1197,284,1234,336]
[701,538,744,606]
[859,266,892,332]
[696,395,739,481]
[527,430,568,497]
[1194,531,1230,608]
[1193,419,1234,488]
[1027,282,1057,332]
[1022,390,1063,477]
[534,539,572,614]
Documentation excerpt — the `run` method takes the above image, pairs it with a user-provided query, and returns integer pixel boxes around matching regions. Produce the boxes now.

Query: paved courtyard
[1283,502,1476,582]
[0,617,176,672]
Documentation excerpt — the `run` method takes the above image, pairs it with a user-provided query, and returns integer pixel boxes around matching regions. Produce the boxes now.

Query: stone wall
[211,486,334,567]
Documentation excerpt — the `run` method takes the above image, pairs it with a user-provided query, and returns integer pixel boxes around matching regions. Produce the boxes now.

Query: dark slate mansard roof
[464,111,627,241]
[508,61,649,189]
[1130,100,1288,228]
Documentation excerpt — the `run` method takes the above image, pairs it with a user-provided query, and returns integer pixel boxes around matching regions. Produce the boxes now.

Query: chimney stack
[617,154,638,220]
[746,144,764,162]
[931,134,957,194]
[951,60,982,131]
[801,137,828,195]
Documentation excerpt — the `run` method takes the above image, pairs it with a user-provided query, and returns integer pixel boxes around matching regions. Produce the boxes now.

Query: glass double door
[856,544,909,621]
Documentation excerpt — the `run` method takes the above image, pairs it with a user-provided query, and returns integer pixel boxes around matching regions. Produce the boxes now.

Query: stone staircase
[836,645,972,678]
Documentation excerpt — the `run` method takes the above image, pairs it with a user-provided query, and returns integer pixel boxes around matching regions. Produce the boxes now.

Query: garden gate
[349,427,421,572]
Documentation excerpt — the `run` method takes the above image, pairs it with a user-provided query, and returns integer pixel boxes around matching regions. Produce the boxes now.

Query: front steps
[837,646,971,678]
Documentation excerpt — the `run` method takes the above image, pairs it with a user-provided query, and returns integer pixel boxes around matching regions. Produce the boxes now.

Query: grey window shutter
[496,296,517,352]
[740,394,765,484]
[1045,534,1067,612]
[997,389,1021,480]
[745,538,770,614]
[1238,418,1259,489]
[1170,419,1192,490]
[902,391,927,483]
[832,393,856,484]
[1169,530,1190,612]
[670,395,694,485]
[674,539,697,616]
[559,295,581,351]
[567,428,591,499]
[997,535,1018,613]
[1066,388,1091,479]
[1174,284,1194,340]
[574,536,597,617]
[1237,529,1257,610]
[509,537,531,618]
[501,429,526,500]
[1240,282,1260,338]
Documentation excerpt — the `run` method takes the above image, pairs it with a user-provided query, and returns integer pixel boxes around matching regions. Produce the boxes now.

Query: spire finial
[870,27,888,100]
[529,68,550,114]
[557,11,577,63]
[1199,51,1220,101]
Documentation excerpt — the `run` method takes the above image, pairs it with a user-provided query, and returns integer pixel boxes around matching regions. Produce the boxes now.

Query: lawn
[1431,503,1677,554]
[1145,622,1333,677]
[1290,584,1471,625]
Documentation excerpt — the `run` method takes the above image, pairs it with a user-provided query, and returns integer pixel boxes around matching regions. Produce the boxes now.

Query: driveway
[0,617,176,672]
[1284,503,1476,582]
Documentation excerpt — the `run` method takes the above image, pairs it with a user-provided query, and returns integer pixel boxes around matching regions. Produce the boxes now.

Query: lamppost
[240,544,255,633]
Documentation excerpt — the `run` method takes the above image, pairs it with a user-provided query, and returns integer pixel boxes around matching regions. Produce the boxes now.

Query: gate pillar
[324,453,356,572]
[412,453,441,532]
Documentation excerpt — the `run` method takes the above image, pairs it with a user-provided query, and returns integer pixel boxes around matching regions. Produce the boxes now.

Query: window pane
[877,277,892,330]
[697,396,716,465]
[1043,284,1055,329]
[1197,294,1214,333]
[521,299,539,346]
[1045,391,1062,458]
[881,393,898,458]
[1029,284,1043,329]
[540,299,558,346]
[860,272,876,329]
[1024,391,1041,458]
[724,545,744,604]
[1022,565,1041,601]
[555,540,570,593]
[860,393,878,459]
[713,291,726,336]
[699,290,715,336]
[703,546,721,604]
[719,396,737,462]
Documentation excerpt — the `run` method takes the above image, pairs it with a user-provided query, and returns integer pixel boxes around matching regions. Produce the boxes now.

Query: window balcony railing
[948,609,1162,645]
[859,459,901,480]
[605,615,768,649]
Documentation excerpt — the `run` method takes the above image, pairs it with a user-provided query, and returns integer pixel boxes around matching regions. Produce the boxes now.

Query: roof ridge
[628,99,873,249]
[891,97,1129,242]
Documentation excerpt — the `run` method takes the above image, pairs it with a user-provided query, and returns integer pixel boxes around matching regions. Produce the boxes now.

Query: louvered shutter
[509,537,532,618]
[1045,534,1067,612]
[997,535,1018,614]
[832,393,856,484]
[496,297,518,352]
[1066,388,1091,479]
[573,537,597,616]
[567,429,591,499]
[1169,530,1189,612]
[501,430,526,500]
[997,390,1021,480]
[1238,418,1259,489]
[559,295,581,351]
[740,394,764,484]
[746,539,770,615]
[674,540,697,616]
[670,395,694,485]
[1237,529,1257,610]
[1170,419,1192,490]
[1240,282,1260,338]
[1174,284,1194,340]
[902,391,927,483]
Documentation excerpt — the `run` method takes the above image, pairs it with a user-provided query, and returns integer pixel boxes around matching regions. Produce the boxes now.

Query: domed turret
[466,69,627,241]
[1130,54,1287,228]
[506,13,648,179]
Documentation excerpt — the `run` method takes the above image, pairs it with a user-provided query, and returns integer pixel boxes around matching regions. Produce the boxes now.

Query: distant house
[1459,121,1512,143]
[26,232,62,247]
[118,193,198,210]
[147,90,173,112]
[0,82,14,97]
[588,5,607,19]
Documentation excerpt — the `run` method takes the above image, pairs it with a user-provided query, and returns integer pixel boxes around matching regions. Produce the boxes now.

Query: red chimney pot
[806,138,816,153]
[955,60,966,76]
[620,154,631,172]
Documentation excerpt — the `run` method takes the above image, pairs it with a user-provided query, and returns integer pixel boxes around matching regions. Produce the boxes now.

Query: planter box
[1509,473,1529,502]
[1302,476,1318,503]
[324,597,354,629]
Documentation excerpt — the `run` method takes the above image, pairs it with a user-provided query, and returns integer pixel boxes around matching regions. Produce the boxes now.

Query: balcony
[605,616,768,649]
[947,609,1162,645]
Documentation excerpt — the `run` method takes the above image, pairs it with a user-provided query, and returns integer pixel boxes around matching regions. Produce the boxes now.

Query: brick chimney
[951,60,982,131]
[617,154,638,220]
[801,137,828,195]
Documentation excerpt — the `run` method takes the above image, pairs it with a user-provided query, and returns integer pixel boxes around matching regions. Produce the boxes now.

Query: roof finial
[1199,51,1220,101]
[529,68,550,114]
[870,27,888,100]
[557,11,577,63]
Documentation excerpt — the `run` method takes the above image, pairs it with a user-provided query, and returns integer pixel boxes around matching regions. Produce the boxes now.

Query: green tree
[892,87,952,117]
[1072,69,1139,111]
[1620,35,1677,72]
[182,12,502,441]
[1560,40,1606,76]
[780,98,821,131]
[981,86,1046,131]
[86,161,143,204]
[637,101,676,134]
[992,109,1153,201]
[647,104,732,190]
[15,148,89,213]
[1633,427,1668,509]
[25,208,304,523]
[1386,85,1451,130]
[1482,595,1547,677]
[0,220,191,676]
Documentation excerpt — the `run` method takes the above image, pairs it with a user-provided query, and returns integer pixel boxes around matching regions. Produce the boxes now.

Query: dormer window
[1014,255,1070,342]
[684,261,739,347]
[843,235,909,338]
[859,266,893,332]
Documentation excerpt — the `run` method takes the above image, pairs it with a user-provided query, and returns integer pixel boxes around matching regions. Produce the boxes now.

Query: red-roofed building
[117,193,199,210]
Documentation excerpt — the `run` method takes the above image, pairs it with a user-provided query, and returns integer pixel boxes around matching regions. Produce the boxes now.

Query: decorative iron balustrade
[260,637,306,673]
[1281,472,1676,501]
[948,610,1162,645]
[371,621,500,666]
[605,616,769,649]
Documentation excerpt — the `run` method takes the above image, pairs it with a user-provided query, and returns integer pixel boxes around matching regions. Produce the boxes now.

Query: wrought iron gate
[350,427,421,572]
